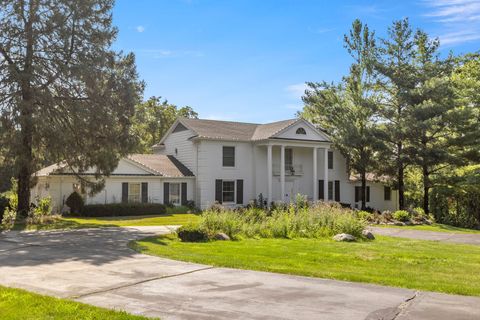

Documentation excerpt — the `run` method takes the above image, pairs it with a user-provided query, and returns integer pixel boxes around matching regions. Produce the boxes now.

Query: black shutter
[236,180,243,204]
[318,180,324,200]
[181,182,187,205]
[215,179,223,203]
[367,186,370,202]
[163,182,170,205]
[334,180,340,202]
[355,186,360,202]
[141,182,148,203]
[122,183,128,203]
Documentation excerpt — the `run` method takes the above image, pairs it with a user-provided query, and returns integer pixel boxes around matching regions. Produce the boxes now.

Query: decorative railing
[272,164,304,176]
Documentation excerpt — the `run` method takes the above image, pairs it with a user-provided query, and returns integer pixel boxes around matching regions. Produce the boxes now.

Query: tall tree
[403,30,459,214]
[302,19,382,209]
[374,18,417,210]
[132,96,198,152]
[0,0,143,216]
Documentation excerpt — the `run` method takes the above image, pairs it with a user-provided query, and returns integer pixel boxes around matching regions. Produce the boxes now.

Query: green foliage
[393,210,410,222]
[177,223,209,242]
[179,203,367,242]
[66,192,85,214]
[0,0,144,216]
[356,210,373,221]
[28,197,54,225]
[132,96,198,152]
[80,203,167,217]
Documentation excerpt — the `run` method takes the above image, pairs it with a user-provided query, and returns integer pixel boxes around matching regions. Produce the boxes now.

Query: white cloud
[422,0,480,46]
[285,83,308,99]
[136,25,145,33]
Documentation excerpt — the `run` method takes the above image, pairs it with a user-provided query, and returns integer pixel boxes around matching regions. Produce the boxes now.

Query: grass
[8,213,200,231]
[375,223,480,234]
[0,285,155,320]
[131,234,480,297]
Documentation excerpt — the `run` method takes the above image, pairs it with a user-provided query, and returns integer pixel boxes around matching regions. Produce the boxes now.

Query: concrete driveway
[1,227,479,320]
[369,226,480,245]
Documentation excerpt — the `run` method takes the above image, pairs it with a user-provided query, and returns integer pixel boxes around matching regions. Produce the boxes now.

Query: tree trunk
[397,142,405,210]
[361,170,366,210]
[17,0,36,218]
[422,164,430,215]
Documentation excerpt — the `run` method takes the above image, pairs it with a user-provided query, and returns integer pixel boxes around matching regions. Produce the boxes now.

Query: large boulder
[362,230,375,240]
[214,232,231,241]
[333,233,356,242]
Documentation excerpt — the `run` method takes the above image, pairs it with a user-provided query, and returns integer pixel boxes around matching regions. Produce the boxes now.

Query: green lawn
[11,213,200,231]
[131,235,480,296]
[375,223,480,234]
[0,285,155,320]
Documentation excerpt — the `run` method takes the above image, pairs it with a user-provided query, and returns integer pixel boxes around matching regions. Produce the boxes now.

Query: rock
[362,230,375,240]
[333,233,356,242]
[214,232,230,241]
[404,220,413,226]
[394,221,405,226]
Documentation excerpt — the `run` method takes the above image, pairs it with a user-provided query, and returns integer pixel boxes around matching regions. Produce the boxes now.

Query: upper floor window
[328,151,334,169]
[296,127,306,135]
[223,146,235,167]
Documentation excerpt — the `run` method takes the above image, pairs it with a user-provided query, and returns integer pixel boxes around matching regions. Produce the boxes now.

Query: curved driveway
[369,226,480,245]
[1,226,479,320]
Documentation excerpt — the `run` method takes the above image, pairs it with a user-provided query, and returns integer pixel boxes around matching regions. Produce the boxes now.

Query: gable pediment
[272,120,330,141]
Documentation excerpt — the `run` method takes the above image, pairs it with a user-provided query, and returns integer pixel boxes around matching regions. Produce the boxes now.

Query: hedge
[80,203,167,217]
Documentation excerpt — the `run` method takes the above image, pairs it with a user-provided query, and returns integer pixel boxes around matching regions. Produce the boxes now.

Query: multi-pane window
[355,186,370,202]
[328,151,334,169]
[296,127,306,135]
[384,186,391,201]
[222,181,235,202]
[328,181,333,200]
[170,183,181,205]
[223,146,235,167]
[128,183,141,203]
[285,148,293,168]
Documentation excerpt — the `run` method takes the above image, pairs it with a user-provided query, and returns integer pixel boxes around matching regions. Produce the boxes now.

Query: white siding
[156,129,197,174]
[275,121,329,141]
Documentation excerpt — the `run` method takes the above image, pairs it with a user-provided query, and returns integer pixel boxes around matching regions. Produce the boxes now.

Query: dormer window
[296,127,306,135]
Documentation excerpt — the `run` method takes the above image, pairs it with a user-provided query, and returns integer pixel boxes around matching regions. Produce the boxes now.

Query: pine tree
[0,0,143,216]
[302,19,383,209]
[374,18,417,210]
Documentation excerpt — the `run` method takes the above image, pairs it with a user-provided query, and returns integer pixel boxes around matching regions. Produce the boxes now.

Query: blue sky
[113,0,480,123]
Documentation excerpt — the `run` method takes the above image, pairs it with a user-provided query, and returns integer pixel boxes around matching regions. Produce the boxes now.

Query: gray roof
[167,118,300,142]
[35,155,194,178]
[127,154,194,177]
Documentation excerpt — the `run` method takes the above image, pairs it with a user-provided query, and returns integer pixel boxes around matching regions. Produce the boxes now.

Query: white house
[32,118,398,212]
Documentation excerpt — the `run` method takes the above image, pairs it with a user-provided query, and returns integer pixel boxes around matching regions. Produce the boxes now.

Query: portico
[263,141,331,203]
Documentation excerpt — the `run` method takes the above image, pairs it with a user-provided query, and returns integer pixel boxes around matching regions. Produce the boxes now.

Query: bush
[66,192,84,214]
[80,203,167,217]
[393,210,410,222]
[1,207,16,230]
[0,195,9,221]
[177,223,208,242]
[28,197,53,224]
[356,210,373,221]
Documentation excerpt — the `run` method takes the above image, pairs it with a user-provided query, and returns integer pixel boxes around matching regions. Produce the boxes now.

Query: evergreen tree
[0,0,143,216]
[302,19,383,209]
[374,18,418,210]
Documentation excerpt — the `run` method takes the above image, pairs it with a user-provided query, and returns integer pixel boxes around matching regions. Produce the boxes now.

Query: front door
[284,181,295,203]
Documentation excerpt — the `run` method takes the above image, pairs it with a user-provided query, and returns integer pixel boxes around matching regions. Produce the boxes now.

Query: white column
[280,145,285,202]
[313,147,318,201]
[267,144,273,205]
[324,147,329,201]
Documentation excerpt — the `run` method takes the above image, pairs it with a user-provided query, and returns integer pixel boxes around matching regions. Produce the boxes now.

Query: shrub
[66,192,84,214]
[0,195,9,221]
[28,197,53,224]
[177,223,208,242]
[80,203,167,217]
[356,210,373,221]
[412,207,425,217]
[393,210,410,222]
[1,207,16,230]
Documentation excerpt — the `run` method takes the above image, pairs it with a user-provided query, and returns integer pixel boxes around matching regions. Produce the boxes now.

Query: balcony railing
[272,164,304,176]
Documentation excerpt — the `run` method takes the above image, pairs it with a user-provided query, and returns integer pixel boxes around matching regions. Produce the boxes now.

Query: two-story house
[33,118,398,212]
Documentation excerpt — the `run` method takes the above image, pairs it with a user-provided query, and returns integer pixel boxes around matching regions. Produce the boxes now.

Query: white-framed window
[296,127,306,135]
[222,180,235,203]
[328,151,334,169]
[128,183,141,203]
[169,182,181,205]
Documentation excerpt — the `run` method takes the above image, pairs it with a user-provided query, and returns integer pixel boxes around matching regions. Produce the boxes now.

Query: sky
[113,0,480,123]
